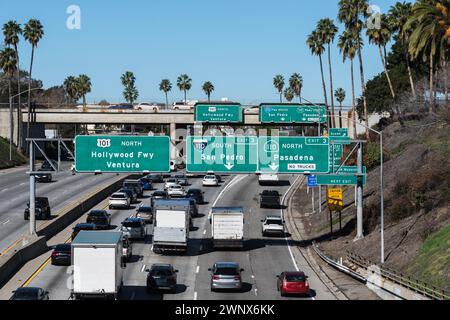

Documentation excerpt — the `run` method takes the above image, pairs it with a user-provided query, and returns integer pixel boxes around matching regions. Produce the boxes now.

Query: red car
[276,271,310,296]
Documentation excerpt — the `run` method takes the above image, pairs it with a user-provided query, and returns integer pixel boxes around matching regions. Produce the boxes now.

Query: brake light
[234,276,241,281]
[212,276,220,280]
[52,252,60,257]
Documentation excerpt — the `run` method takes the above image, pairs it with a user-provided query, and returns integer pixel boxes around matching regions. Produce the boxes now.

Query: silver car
[209,262,244,291]
[120,218,146,240]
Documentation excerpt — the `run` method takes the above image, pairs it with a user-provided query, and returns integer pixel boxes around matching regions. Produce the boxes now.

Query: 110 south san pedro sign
[75,136,170,173]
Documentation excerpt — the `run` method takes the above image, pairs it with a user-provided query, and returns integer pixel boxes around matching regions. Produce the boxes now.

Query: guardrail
[347,252,450,300]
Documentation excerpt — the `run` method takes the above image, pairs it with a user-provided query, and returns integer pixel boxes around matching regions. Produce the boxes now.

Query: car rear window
[138,207,152,213]
[214,267,239,276]
[150,269,172,277]
[55,244,71,252]
[111,194,126,199]
[205,176,216,179]
[13,290,38,299]
[89,211,105,217]
[285,274,306,282]
[266,219,282,225]
[123,221,142,228]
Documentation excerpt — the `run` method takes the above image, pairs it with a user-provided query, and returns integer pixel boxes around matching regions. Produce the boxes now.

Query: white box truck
[71,231,126,300]
[210,207,244,249]
[152,199,190,254]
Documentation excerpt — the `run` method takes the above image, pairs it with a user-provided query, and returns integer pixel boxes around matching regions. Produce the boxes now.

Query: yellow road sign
[327,187,343,211]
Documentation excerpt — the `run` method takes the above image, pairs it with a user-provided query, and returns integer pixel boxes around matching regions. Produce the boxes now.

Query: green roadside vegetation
[0,137,27,169]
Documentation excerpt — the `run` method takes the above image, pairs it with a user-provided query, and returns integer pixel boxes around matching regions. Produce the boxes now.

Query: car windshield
[138,207,152,212]
[171,186,181,189]
[153,192,166,197]
[123,221,142,228]
[285,274,306,282]
[111,194,126,199]
[89,211,105,217]
[12,290,38,299]
[266,219,282,225]
[205,176,216,179]
[188,190,200,194]
[214,267,239,276]
[167,179,177,183]
[150,269,172,277]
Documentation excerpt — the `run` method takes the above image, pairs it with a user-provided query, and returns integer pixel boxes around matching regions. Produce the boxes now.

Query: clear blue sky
[1,0,401,105]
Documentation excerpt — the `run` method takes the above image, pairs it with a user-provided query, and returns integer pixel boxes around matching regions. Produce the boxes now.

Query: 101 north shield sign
[259,137,330,173]
[259,104,327,124]
[195,104,243,123]
[75,136,170,173]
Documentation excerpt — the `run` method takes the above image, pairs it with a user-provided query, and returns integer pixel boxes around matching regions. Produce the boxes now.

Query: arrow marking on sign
[269,163,279,171]
[224,163,234,170]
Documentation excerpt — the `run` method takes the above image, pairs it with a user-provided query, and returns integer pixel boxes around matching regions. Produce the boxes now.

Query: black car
[35,168,52,183]
[146,264,178,293]
[187,189,205,205]
[151,190,169,206]
[24,197,51,220]
[10,287,49,300]
[51,244,72,266]
[41,159,58,171]
[260,190,281,208]
[71,223,97,240]
[147,174,164,183]
[86,210,111,229]
[120,188,137,203]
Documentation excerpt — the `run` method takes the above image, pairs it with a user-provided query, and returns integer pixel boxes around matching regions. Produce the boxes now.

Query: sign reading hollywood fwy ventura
[186,136,258,173]
[195,104,243,123]
[259,104,327,124]
[75,136,170,173]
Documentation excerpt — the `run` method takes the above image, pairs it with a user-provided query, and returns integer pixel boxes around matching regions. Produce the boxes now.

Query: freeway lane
[0,163,124,252]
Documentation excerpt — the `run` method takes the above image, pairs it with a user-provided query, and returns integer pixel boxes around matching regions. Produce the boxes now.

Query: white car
[261,216,285,237]
[164,178,178,190]
[203,175,219,187]
[109,192,130,209]
[134,103,160,112]
[258,174,279,186]
[167,185,187,198]
[120,218,146,240]
[172,100,197,110]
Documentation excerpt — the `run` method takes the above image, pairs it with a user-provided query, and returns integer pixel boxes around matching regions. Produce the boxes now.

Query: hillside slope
[0,137,27,169]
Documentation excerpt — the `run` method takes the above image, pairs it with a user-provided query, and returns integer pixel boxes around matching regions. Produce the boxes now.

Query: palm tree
[63,76,79,103]
[202,81,214,102]
[338,0,370,139]
[335,88,346,128]
[317,18,338,128]
[289,73,303,102]
[3,20,22,149]
[307,30,329,127]
[0,48,17,153]
[388,1,416,99]
[159,79,172,109]
[23,19,44,143]
[367,14,396,100]
[177,74,192,103]
[406,0,449,112]
[338,30,359,138]
[273,75,285,103]
[76,74,92,109]
[121,71,139,104]
[284,87,295,102]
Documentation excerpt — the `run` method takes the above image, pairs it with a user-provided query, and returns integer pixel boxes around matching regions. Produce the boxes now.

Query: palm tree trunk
[378,45,395,100]
[339,103,343,128]
[279,92,282,103]
[165,92,168,109]
[14,44,22,150]
[351,59,357,139]
[208,93,211,102]
[299,88,302,103]
[318,54,329,129]
[429,52,434,113]
[327,44,335,128]
[9,79,13,149]
[357,48,369,140]
[184,90,187,104]
[403,37,416,100]
[26,45,35,149]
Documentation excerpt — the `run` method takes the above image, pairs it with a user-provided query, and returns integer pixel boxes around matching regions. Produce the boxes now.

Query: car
[24,197,51,220]
[187,188,205,205]
[261,216,285,237]
[151,190,169,206]
[10,287,49,300]
[120,217,146,240]
[276,272,310,297]
[172,101,195,110]
[134,103,160,111]
[146,264,178,293]
[203,175,219,187]
[86,210,111,229]
[169,160,177,172]
[51,244,72,266]
[207,171,222,183]
[109,192,131,209]
[136,205,153,224]
[119,188,137,204]
[147,174,164,183]
[167,185,187,198]
[35,168,52,183]
[139,177,153,191]
[71,223,97,240]
[108,104,133,110]
[123,180,144,197]
[209,262,244,292]
[122,234,133,261]
[41,159,58,171]
[260,190,281,208]
[174,175,189,186]
[183,198,199,218]
[258,174,279,186]
[164,178,179,190]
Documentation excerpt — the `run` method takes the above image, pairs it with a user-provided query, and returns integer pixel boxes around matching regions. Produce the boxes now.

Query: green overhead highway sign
[329,143,343,166]
[195,103,243,123]
[333,166,367,174]
[259,137,330,174]
[259,104,327,124]
[316,173,367,186]
[186,136,258,173]
[75,136,170,173]
[329,128,350,144]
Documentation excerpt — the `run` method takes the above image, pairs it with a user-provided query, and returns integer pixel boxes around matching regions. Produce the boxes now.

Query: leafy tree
[0,48,17,149]
[335,88,346,128]
[273,75,285,103]
[289,73,303,102]
[76,74,91,108]
[159,79,172,108]
[121,71,139,104]
[63,76,79,103]
[202,81,214,102]
[284,87,295,102]
[177,74,192,103]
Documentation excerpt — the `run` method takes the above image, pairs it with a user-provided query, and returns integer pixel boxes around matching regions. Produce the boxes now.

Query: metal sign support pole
[319,185,322,214]
[29,140,36,235]
[355,142,364,240]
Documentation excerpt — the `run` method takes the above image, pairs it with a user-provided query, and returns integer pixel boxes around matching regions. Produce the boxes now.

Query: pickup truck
[259,190,281,208]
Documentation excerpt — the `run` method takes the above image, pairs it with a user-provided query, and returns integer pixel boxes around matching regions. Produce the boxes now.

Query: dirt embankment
[292,115,450,291]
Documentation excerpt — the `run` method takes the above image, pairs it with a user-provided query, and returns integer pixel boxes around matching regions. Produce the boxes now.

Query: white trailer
[210,207,244,249]
[71,231,126,300]
[152,199,190,254]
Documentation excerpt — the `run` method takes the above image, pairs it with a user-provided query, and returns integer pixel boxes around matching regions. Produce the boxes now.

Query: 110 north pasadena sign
[75,136,170,173]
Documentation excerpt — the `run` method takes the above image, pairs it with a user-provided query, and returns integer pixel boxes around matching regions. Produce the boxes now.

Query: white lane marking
[208,174,248,219]
[203,229,206,235]
[2,220,10,225]
[141,264,146,273]
[1,188,8,192]
[194,291,198,300]
[196,265,200,274]
[19,182,26,186]
[251,275,255,279]
[254,288,258,296]
[281,176,302,272]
